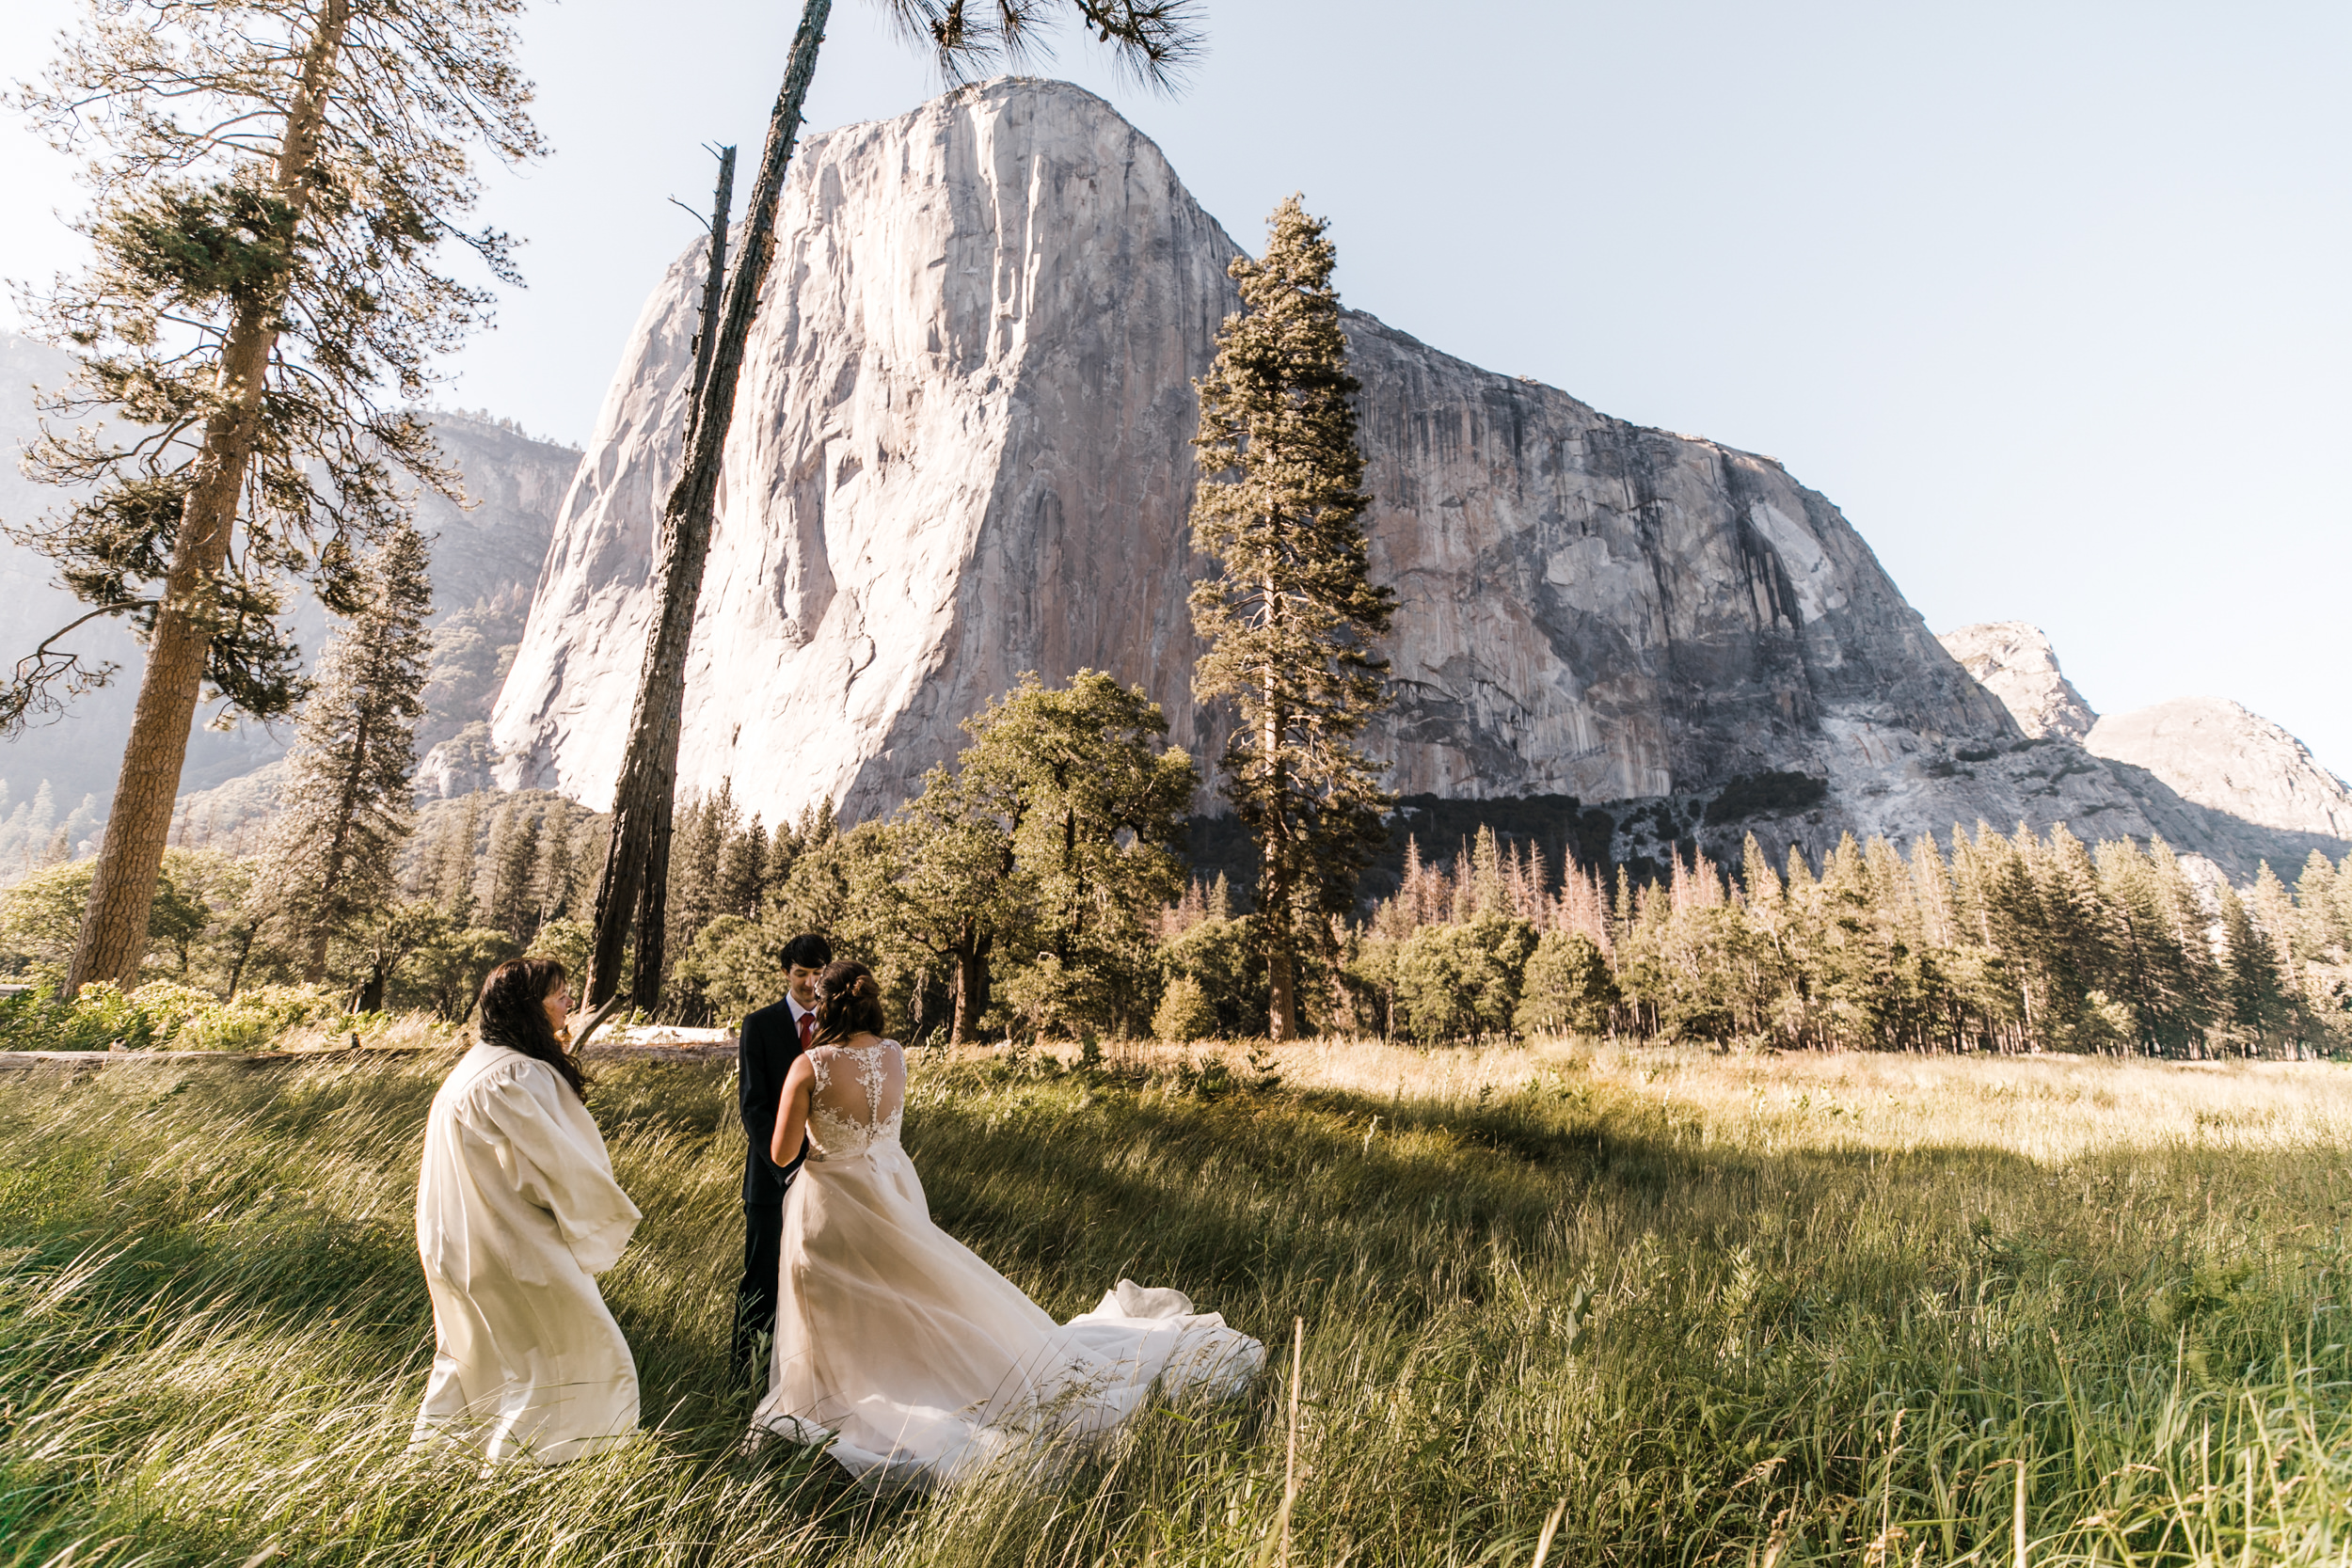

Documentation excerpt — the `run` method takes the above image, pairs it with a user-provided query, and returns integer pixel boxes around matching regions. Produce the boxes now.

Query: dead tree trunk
[584,0,832,1015]
[684,146,737,432]
[610,143,735,1014]
[67,0,354,994]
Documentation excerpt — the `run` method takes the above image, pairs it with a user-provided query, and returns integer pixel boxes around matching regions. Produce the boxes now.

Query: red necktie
[799,1011,815,1051]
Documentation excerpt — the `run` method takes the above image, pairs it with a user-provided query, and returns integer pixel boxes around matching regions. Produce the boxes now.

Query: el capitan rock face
[492,79,2021,827]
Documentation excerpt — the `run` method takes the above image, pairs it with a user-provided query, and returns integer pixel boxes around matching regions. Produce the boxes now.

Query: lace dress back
[804,1039,905,1160]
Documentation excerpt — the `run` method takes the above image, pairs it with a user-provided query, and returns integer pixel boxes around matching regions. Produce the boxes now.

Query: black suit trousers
[732,1199,784,1383]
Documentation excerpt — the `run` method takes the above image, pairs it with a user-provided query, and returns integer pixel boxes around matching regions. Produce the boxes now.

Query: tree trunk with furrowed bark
[67,0,354,994]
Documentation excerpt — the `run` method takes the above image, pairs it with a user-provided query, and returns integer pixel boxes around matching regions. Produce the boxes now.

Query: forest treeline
[1343,824,2349,1057]
[6,735,2347,1058]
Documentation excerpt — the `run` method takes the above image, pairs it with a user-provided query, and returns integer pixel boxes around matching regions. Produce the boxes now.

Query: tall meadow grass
[0,1039,2345,1565]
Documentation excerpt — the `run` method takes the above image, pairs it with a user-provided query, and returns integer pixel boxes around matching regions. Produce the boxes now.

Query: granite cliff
[489,79,2344,881]
[1934,623,2095,742]
[496,87,1994,822]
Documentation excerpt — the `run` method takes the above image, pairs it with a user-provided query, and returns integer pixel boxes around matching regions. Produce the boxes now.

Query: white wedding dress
[747,1039,1263,1488]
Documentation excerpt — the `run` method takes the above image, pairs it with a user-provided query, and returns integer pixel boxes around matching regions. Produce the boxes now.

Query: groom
[731,930,831,1386]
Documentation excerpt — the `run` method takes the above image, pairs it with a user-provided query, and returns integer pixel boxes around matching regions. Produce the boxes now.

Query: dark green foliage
[1389,916,1537,1041]
[1514,929,1616,1037]
[838,672,1197,1045]
[95,179,299,307]
[1157,915,1269,1039]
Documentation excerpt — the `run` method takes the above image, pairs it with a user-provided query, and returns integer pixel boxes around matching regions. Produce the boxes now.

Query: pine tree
[2248,861,2303,1002]
[2294,851,2343,962]
[720,816,768,919]
[658,784,734,1019]
[529,803,574,929]
[2031,824,2117,1044]
[19,784,56,880]
[565,812,606,920]
[479,800,540,942]
[8,0,543,993]
[257,521,433,982]
[434,794,485,927]
[2218,883,2288,1052]
[1188,197,1398,1038]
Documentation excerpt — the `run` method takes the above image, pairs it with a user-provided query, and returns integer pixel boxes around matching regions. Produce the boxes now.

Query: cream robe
[411,1042,643,1464]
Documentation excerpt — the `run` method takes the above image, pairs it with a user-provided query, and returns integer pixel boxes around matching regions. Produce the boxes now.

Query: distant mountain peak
[2086,696,2352,843]
[1936,622,2097,741]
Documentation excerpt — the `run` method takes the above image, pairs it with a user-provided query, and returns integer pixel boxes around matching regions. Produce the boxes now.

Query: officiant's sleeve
[469,1060,643,1275]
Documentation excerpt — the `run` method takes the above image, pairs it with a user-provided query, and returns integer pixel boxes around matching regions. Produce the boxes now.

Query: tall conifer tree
[258,521,433,981]
[7,0,543,993]
[1188,197,1397,1038]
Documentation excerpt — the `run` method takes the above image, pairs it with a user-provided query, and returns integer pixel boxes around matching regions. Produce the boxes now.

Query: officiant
[411,958,642,1464]
[732,931,831,1385]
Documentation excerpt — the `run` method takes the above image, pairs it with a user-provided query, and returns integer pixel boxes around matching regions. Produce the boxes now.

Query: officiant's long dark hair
[477,958,588,1099]
[812,960,887,1047]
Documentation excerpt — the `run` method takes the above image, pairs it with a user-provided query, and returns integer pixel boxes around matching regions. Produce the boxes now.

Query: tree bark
[950,923,992,1047]
[66,0,354,996]
[684,146,737,436]
[586,1,831,1013]
[1261,613,1298,1039]
[613,152,729,1014]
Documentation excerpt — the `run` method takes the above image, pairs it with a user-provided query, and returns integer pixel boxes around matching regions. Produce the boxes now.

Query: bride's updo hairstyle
[476,957,588,1099]
[812,959,886,1047]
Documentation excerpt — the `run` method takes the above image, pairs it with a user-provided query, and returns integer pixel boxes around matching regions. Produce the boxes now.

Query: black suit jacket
[739,997,812,1206]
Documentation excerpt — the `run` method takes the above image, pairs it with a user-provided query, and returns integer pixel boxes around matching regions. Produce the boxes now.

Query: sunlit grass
[2,1039,2347,1565]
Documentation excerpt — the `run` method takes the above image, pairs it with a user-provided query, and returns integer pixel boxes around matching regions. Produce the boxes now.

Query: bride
[748,961,1263,1487]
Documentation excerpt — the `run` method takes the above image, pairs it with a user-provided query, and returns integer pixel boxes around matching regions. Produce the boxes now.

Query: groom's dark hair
[782,933,832,971]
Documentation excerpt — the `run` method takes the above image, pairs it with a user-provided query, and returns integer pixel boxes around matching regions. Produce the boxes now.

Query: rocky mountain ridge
[1937,620,2352,852]
[0,328,581,838]
[1934,622,2096,742]
[7,83,2344,893]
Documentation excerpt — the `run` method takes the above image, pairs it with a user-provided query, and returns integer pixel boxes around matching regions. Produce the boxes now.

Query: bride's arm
[771,1055,816,1167]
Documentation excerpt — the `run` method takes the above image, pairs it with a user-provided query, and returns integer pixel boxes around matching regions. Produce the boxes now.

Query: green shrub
[1393,915,1536,1040]
[1152,974,1219,1042]
[1514,929,1617,1037]
[0,977,341,1052]
[169,984,345,1052]
[523,917,595,984]
[669,913,781,1025]
[1159,916,1267,1037]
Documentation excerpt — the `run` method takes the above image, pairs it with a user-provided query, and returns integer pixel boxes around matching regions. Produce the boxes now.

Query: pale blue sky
[4,1,2346,771]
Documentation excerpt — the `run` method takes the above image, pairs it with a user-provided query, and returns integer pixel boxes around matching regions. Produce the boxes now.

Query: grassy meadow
[1,1038,2347,1566]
